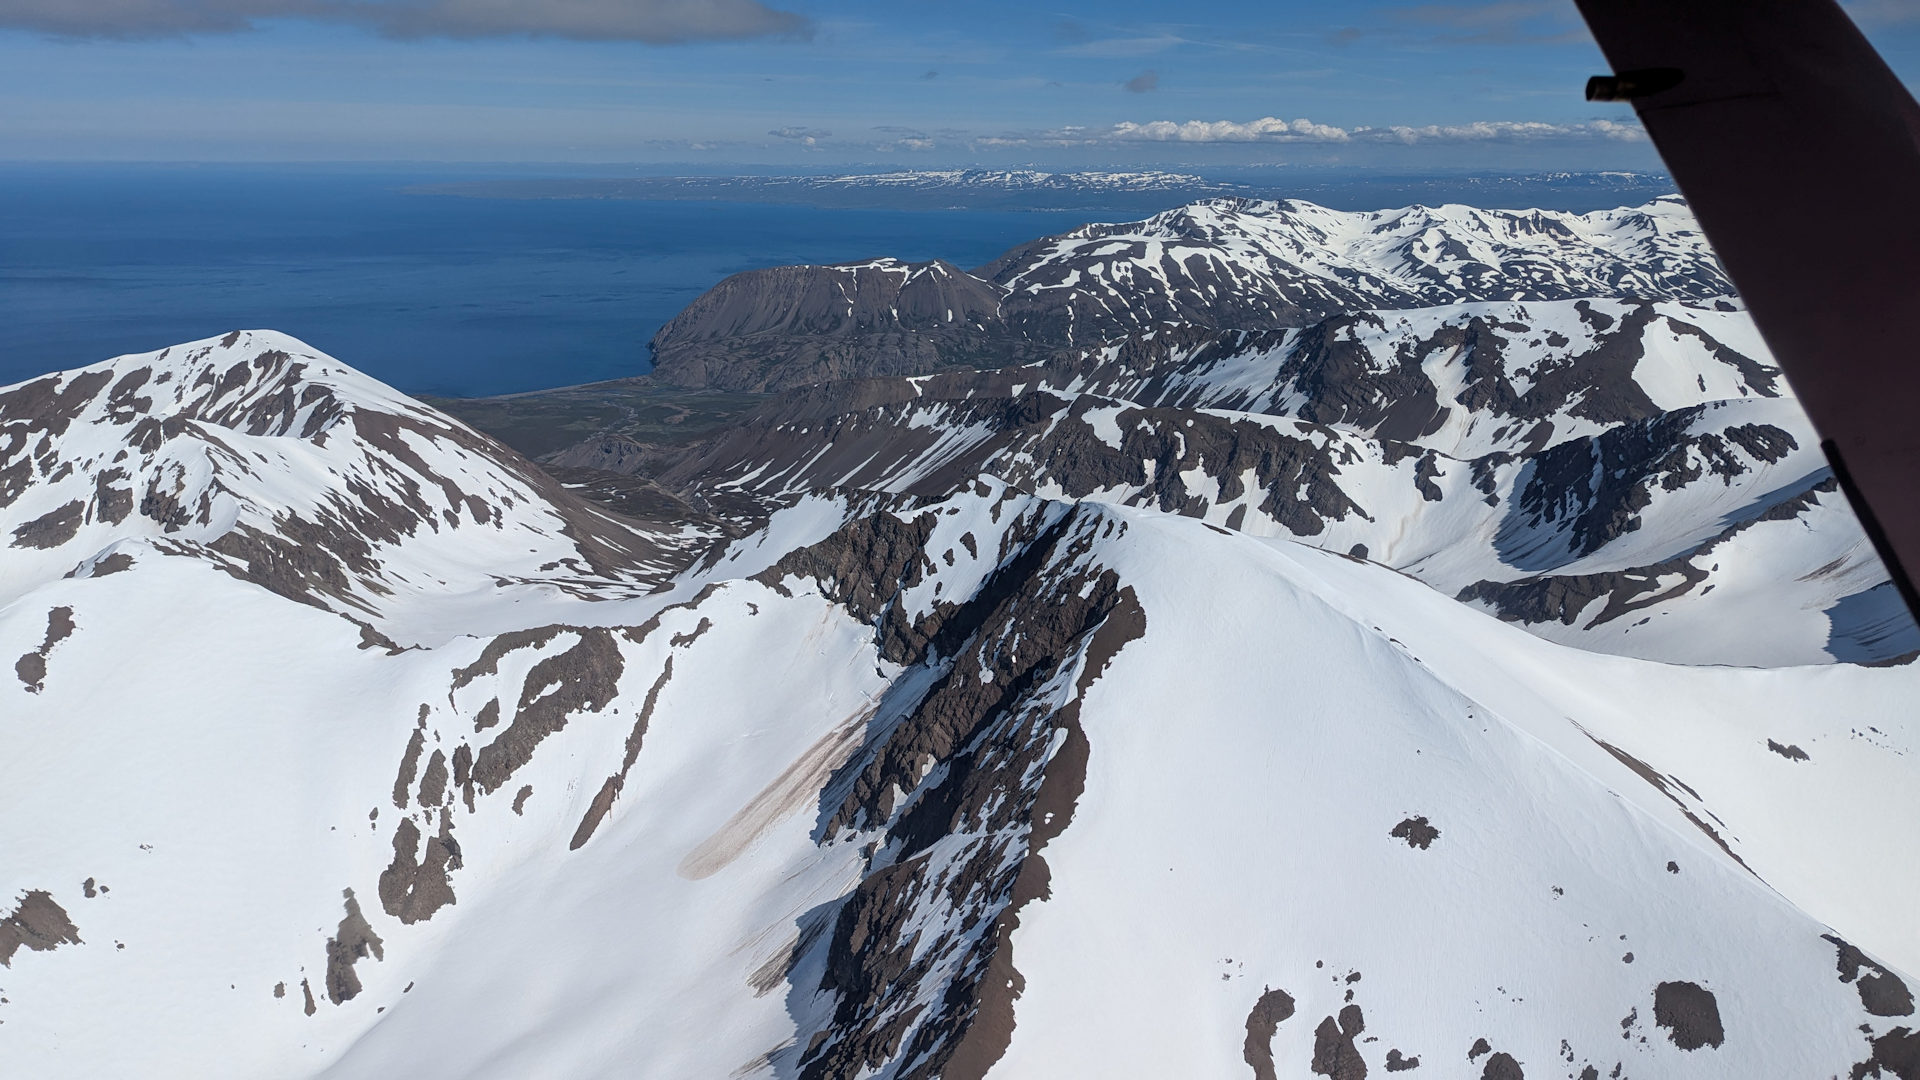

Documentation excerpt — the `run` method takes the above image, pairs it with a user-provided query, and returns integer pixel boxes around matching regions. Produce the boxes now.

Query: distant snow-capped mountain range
[412,169,1676,216]
[650,196,1731,392]
[3,194,1915,1080]
[813,169,1221,191]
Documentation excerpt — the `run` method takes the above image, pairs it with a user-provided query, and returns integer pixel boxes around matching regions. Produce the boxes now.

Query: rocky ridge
[646,196,1734,392]
[565,297,1901,666]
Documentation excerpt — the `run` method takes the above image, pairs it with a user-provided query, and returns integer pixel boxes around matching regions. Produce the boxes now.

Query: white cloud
[1357,119,1646,143]
[1108,117,1351,143]
[1101,115,1644,144]
[1055,33,1187,58]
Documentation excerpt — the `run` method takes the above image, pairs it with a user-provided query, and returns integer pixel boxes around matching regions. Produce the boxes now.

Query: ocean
[0,165,1146,397]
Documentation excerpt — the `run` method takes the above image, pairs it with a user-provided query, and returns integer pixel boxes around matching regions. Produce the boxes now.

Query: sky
[3,0,1919,169]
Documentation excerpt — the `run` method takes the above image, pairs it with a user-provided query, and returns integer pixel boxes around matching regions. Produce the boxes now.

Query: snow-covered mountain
[3,328,1916,1079]
[980,196,1731,345]
[5,191,1917,1080]
[0,331,698,646]
[578,296,1906,667]
[814,169,1225,193]
[650,197,1732,392]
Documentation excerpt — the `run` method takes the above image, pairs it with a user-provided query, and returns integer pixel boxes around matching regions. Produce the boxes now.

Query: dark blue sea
[0,165,1140,397]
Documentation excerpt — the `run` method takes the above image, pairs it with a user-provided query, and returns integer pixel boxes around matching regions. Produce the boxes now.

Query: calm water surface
[0,165,1132,396]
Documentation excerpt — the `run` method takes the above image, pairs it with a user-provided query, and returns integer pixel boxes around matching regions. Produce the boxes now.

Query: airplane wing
[1572,0,1920,621]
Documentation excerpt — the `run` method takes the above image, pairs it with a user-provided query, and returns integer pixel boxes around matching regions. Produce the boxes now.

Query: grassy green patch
[424,377,765,460]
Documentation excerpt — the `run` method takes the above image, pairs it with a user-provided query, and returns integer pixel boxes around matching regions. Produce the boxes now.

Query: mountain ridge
[646,196,1732,394]
[2,341,1913,1077]
[3,191,1916,1080]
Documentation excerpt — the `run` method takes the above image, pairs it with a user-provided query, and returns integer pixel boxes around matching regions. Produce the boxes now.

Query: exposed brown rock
[14,605,75,694]
[669,618,713,648]
[323,889,384,1005]
[391,725,426,810]
[569,658,673,851]
[1312,1003,1368,1079]
[1653,980,1725,1050]
[1390,816,1439,849]
[85,551,135,577]
[12,652,45,694]
[10,499,84,549]
[1480,1051,1525,1080]
[1853,1027,1920,1080]
[417,749,449,808]
[1826,935,1916,1018]
[470,627,626,793]
[452,627,567,690]
[1768,739,1811,762]
[1243,987,1298,1080]
[377,816,459,924]
[0,890,81,966]
[93,469,135,526]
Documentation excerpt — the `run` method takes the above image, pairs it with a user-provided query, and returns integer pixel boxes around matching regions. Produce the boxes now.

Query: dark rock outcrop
[0,890,81,966]
[1652,980,1725,1050]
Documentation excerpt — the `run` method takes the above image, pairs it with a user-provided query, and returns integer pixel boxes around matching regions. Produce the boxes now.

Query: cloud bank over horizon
[0,0,810,43]
[1102,115,1644,145]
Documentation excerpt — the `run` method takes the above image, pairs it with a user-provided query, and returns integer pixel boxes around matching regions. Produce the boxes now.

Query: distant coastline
[408,168,1677,214]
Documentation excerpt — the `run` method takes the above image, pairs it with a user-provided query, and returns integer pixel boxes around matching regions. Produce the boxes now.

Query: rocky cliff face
[648,259,1058,393]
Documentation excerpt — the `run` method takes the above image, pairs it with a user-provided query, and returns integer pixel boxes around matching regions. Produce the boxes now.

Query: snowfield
[1,329,1916,1079]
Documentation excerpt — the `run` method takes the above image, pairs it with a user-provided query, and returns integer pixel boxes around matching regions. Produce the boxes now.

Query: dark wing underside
[1572,0,1920,619]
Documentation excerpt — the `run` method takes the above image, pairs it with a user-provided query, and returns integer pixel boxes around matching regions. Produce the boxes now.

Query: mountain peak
[0,330,692,644]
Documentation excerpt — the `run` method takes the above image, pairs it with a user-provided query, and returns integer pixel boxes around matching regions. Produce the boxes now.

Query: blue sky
[4,0,1918,168]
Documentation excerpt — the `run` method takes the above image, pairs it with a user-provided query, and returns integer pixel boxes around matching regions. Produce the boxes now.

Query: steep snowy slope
[3,408,1914,1080]
[3,335,1918,1080]
[1042,297,1777,458]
